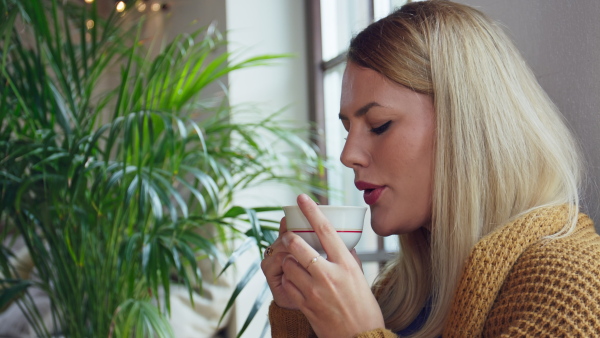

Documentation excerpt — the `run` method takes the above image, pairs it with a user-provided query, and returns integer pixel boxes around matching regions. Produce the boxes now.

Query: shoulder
[516,213,600,281]
[484,214,600,336]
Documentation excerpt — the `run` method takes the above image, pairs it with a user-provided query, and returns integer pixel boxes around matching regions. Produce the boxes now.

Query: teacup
[282,205,367,252]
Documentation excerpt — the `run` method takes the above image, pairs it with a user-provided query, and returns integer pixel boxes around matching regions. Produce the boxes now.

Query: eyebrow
[339,102,382,120]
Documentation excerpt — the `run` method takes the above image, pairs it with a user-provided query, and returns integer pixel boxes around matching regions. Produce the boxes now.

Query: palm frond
[0,0,327,336]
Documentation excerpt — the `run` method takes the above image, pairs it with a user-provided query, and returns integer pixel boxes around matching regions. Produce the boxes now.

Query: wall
[147,0,307,336]
[456,0,600,226]
[225,0,309,337]
[148,0,228,98]
[94,0,300,336]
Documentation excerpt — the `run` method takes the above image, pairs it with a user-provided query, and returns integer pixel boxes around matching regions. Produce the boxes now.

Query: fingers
[263,217,286,259]
[261,250,286,282]
[281,231,323,274]
[296,194,350,261]
[279,217,287,235]
[280,254,311,303]
[261,218,289,280]
[261,217,304,310]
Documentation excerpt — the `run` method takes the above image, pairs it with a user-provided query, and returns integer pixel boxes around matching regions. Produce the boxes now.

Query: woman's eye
[370,121,391,135]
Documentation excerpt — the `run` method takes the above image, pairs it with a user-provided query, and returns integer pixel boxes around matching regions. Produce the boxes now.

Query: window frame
[305,0,388,265]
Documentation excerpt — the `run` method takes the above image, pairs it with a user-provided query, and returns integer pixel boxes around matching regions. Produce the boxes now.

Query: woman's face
[339,62,435,236]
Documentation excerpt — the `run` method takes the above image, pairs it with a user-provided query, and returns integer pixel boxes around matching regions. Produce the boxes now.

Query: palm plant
[0,0,325,336]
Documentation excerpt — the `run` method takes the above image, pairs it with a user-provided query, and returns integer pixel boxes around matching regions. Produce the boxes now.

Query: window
[306,0,416,283]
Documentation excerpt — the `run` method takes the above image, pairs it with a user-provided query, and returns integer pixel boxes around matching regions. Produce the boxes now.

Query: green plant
[0,0,325,336]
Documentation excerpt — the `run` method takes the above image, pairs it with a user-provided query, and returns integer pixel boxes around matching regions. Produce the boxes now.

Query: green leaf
[218,236,256,278]
[223,206,246,218]
[218,258,260,326]
[236,282,270,338]
[112,299,174,338]
[0,1,327,336]
[0,279,33,311]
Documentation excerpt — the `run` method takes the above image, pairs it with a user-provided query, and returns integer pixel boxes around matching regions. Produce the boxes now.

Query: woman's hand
[279,194,385,337]
[260,217,300,310]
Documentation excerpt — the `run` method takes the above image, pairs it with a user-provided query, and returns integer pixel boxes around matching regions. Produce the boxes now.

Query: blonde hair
[348,1,582,336]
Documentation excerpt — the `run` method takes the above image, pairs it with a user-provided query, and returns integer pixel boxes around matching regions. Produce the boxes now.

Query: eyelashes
[370,121,391,135]
[341,120,392,140]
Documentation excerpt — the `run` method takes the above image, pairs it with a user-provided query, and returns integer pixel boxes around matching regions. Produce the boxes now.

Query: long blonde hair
[348,1,582,336]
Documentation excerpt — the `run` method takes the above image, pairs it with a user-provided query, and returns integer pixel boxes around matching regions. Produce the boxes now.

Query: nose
[340,131,370,169]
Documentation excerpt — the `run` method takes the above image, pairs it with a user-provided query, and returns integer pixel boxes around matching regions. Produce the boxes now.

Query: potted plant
[0,0,325,336]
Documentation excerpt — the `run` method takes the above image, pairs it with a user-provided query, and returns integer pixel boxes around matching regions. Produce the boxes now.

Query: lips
[355,181,386,205]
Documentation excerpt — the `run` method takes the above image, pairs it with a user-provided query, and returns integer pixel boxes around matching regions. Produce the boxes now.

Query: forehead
[341,63,396,104]
[341,62,428,110]
[342,63,388,88]
[339,62,436,123]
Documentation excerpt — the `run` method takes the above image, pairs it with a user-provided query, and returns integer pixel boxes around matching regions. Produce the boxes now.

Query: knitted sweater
[269,206,600,337]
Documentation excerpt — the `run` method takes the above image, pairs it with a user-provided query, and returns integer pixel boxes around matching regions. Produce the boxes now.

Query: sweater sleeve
[268,302,316,337]
[268,302,398,338]
[355,328,399,338]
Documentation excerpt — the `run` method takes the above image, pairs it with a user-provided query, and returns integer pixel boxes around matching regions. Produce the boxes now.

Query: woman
[261,1,600,337]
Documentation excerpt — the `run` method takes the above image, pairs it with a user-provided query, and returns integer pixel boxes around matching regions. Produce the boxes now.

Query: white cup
[282,205,367,252]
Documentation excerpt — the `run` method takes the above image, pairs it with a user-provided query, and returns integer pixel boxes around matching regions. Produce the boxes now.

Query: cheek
[400,126,435,180]
[376,134,419,174]
[376,136,434,232]
[403,135,434,203]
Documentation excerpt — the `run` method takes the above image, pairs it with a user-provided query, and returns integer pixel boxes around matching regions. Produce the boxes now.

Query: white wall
[152,0,308,336]
[456,0,600,227]
[225,0,310,210]
[225,1,309,337]
[97,1,304,336]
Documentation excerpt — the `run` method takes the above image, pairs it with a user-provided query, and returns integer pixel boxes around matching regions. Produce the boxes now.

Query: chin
[370,213,426,236]
[369,216,397,237]
[373,228,395,237]
[373,226,409,237]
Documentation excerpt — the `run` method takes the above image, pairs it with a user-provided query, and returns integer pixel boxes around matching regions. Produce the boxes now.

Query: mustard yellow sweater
[269,206,600,337]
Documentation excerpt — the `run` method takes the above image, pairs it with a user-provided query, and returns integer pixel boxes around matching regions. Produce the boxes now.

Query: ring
[264,246,274,258]
[305,256,320,270]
